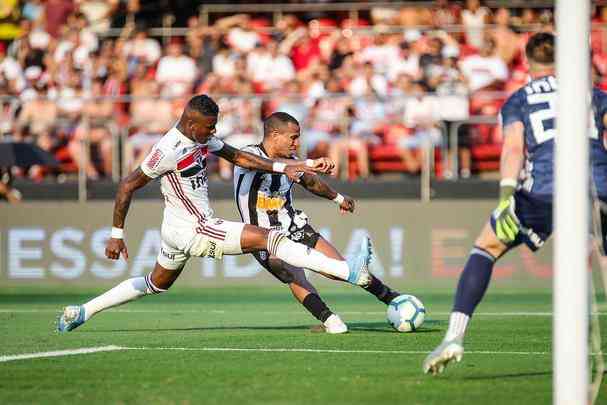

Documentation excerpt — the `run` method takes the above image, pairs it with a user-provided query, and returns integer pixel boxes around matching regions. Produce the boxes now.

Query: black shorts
[252,224,321,283]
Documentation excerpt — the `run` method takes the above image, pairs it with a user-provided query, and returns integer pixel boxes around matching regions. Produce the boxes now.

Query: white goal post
[554,0,590,404]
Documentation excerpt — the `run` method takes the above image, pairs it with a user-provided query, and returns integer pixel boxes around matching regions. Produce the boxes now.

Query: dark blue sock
[452,246,496,316]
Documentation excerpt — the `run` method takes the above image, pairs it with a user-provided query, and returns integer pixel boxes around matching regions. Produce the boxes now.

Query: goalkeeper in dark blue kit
[424,31,607,374]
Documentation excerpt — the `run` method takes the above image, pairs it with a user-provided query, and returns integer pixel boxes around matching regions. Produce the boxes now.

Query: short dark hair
[263,112,299,134]
[186,94,219,117]
[525,32,555,65]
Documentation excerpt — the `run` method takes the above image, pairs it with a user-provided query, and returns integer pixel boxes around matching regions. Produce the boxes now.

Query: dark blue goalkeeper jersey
[500,75,607,202]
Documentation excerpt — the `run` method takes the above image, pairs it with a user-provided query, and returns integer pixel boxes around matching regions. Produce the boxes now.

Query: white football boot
[422,336,464,375]
[322,314,348,334]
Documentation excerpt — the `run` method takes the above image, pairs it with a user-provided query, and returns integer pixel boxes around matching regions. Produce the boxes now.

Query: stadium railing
[0,93,507,201]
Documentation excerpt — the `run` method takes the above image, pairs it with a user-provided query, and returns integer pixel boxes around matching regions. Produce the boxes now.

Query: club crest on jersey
[177,146,207,177]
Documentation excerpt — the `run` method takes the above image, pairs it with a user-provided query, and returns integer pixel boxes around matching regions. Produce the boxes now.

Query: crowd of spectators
[0,0,605,183]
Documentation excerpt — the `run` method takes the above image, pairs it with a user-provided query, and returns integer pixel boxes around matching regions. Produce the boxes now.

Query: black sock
[363,275,400,305]
[302,293,333,323]
[453,246,496,315]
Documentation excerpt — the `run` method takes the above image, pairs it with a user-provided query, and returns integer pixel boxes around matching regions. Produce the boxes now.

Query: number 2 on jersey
[528,92,598,143]
[527,92,556,144]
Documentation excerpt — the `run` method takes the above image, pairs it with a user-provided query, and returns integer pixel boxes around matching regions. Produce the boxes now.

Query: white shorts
[157,218,245,270]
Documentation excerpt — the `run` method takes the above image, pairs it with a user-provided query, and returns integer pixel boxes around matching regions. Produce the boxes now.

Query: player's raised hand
[339,195,355,214]
[309,157,335,175]
[284,164,314,183]
[106,238,129,260]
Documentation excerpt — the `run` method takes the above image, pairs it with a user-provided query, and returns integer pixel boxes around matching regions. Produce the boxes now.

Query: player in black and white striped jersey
[234,112,401,333]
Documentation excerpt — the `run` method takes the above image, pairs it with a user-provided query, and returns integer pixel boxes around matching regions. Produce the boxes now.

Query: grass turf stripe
[1,309,606,317]
[0,345,125,363]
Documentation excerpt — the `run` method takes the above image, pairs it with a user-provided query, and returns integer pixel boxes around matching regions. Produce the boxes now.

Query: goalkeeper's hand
[494,196,519,244]
[493,180,519,244]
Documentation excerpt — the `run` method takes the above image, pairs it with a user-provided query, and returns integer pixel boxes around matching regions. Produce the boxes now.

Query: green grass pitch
[1,285,606,404]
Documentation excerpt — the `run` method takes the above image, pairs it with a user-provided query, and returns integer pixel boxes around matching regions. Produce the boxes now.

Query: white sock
[267,230,349,280]
[82,275,165,321]
[444,311,469,341]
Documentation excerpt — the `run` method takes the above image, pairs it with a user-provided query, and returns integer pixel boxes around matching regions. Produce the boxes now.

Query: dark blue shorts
[490,191,553,251]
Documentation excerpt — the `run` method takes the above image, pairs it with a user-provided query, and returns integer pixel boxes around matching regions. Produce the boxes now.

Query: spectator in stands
[358,26,400,76]
[22,0,43,22]
[186,20,219,80]
[215,85,262,180]
[461,0,491,50]
[303,86,349,158]
[327,34,353,71]
[0,45,24,93]
[330,94,386,179]
[397,81,442,174]
[127,80,174,170]
[212,37,239,79]
[419,36,445,90]
[122,27,161,67]
[349,61,388,98]
[459,37,508,115]
[68,78,114,178]
[15,81,57,143]
[434,55,471,178]
[219,14,260,54]
[388,41,421,83]
[155,39,197,98]
[246,39,295,92]
[280,25,321,74]
[76,0,111,34]
[488,7,520,67]
[431,0,461,28]
[43,0,75,38]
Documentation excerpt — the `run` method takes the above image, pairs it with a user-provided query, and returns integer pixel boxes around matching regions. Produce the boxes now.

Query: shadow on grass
[82,321,442,334]
[462,371,552,380]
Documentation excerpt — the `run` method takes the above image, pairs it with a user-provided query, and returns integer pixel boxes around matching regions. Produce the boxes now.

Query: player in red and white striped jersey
[57,95,373,333]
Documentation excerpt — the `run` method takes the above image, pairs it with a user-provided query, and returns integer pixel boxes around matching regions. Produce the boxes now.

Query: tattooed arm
[105,168,153,260]
[300,173,355,213]
[212,143,331,181]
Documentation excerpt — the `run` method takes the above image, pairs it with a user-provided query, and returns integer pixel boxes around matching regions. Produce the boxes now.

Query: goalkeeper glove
[494,180,519,244]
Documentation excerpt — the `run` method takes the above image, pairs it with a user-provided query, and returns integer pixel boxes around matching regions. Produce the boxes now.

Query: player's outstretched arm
[300,173,355,214]
[105,168,153,260]
[494,122,525,243]
[213,143,332,182]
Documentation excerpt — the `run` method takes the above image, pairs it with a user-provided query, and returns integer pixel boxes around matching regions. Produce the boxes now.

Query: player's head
[180,94,219,143]
[263,112,301,158]
[525,32,555,74]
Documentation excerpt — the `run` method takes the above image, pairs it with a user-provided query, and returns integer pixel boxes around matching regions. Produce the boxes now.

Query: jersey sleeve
[596,90,607,126]
[140,142,176,179]
[499,93,524,128]
[207,136,225,152]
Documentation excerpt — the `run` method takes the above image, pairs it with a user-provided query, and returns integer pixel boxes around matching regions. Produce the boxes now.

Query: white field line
[0,345,124,363]
[0,308,605,317]
[3,345,606,363]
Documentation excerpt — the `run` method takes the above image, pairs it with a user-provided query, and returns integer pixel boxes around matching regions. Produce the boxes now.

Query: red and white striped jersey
[141,127,225,226]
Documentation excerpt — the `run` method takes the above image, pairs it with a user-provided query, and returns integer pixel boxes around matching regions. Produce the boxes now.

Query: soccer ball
[387,294,426,332]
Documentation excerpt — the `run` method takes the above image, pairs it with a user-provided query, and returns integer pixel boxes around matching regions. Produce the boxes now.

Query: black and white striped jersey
[233,144,297,230]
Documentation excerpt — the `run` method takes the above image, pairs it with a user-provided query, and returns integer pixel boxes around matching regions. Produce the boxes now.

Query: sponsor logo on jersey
[256,194,286,210]
[146,149,164,170]
[177,146,208,177]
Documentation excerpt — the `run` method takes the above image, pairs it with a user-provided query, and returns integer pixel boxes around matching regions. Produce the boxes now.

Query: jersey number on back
[527,92,556,144]
[527,92,599,143]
